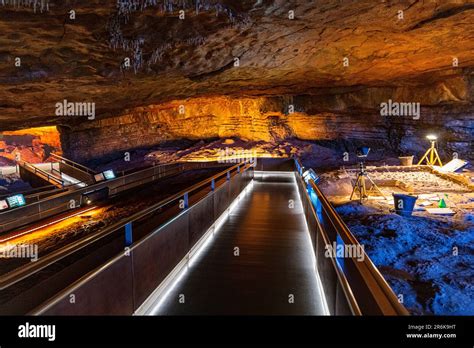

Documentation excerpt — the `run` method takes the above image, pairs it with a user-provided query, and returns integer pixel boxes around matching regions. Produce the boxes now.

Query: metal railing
[1,157,407,315]
[0,161,254,315]
[294,158,408,315]
[0,161,252,292]
[50,153,96,175]
[0,185,58,201]
[17,160,65,188]
[0,162,197,233]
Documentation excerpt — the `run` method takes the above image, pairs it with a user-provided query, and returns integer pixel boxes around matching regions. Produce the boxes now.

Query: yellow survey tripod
[418,135,443,166]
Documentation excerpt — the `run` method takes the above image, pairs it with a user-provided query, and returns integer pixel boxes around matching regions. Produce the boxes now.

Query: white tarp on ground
[425,207,456,215]
[0,166,17,175]
[435,158,469,173]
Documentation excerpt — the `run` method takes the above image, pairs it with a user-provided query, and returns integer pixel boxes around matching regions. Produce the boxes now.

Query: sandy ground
[143,137,400,172]
[320,167,474,315]
[90,137,330,174]
[146,138,301,163]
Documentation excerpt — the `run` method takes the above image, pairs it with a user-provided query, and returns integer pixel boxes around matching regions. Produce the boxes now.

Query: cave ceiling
[0,0,473,130]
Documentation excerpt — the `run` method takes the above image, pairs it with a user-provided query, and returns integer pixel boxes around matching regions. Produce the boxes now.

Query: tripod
[417,139,443,166]
[350,161,386,203]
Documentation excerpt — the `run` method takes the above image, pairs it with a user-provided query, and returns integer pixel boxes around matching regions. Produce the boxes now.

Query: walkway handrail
[0,161,252,291]
[0,185,58,200]
[0,162,182,220]
[294,158,408,315]
[16,161,90,190]
[17,160,65,188]
[50,153,96,175]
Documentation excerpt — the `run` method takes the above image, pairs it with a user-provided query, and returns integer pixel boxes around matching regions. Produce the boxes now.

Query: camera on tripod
[350,146,386,203]
[356,146,370,159]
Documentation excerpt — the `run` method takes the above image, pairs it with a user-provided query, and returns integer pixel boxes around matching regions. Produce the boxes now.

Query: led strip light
[136,180,254,315]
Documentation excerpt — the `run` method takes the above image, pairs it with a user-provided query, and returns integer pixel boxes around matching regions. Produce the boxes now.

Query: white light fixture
[302,169,320,184]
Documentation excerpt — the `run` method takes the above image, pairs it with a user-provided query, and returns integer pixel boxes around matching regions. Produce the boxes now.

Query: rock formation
[0,0,472,161]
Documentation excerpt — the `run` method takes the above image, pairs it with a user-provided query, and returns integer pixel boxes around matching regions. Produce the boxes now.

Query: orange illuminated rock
[0,1,472,131]
[0,126,62,163]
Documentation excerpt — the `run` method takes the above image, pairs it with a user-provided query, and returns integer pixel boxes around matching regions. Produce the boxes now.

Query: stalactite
[115,0,242,23]
[110,0,250,74]
[147,35,205,67]
[0,0,49,13]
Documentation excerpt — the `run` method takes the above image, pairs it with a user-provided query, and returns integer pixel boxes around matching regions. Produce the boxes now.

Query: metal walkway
[24,159,407,316]
[152,173,327,315]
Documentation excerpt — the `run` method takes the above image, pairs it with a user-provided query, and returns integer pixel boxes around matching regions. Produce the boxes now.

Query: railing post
[183,192,189,209]
[125,222,133,246]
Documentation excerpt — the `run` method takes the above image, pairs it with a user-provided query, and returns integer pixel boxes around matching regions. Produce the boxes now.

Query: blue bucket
[392,193,418,217]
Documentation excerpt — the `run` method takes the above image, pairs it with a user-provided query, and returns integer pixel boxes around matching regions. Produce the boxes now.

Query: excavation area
[319,165,474,315]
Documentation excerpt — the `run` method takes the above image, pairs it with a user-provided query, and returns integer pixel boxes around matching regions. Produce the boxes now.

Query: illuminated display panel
[94,173,105,182]
[6,194,26,209]
[103,170,116,180]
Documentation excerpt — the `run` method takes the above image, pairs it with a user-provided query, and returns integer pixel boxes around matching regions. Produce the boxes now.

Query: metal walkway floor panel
[151,175,327,315]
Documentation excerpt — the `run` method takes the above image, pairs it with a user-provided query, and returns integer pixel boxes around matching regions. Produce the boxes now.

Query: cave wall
[58,96,377,163]
[0,126,62,164]
[291,73,474,158]
[2,127,62,150]
[59,74,473,163]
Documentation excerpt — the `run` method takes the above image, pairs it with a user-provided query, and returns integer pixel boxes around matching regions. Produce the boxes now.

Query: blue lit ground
[336,202,474,315]
[321,169,474,315]
[0,172,32,194]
